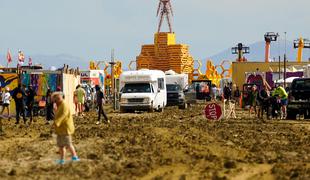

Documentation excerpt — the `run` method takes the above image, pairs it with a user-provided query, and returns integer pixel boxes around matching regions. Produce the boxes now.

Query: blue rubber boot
[56,159,65,165]
[72,156,80,162]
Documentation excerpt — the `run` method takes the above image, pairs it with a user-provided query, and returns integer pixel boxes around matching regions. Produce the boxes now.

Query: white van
[119,69,167,113]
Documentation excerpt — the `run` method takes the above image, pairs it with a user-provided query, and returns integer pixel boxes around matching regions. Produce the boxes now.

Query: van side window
[158,78,165,90]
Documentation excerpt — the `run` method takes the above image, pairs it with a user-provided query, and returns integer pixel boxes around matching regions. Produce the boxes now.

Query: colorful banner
[0,74,18,90]
[22,73,60,96]
[0,73,19,114]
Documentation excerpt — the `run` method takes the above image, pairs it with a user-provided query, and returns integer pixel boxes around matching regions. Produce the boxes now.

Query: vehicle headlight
[143,98,150,103]
[120,98,128,103]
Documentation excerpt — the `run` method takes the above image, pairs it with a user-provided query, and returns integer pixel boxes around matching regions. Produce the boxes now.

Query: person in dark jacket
[26,85,36,123]
[233,86,241,105]
[257,86,270,119]
[223,85,232,100]
[45,88,54,123]
[95,85,109,125]
[12,84,27,124]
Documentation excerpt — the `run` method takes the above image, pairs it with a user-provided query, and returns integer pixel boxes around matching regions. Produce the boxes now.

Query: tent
[275,77,299,83]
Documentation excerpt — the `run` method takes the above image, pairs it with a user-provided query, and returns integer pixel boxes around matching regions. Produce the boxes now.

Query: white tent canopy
[275,76,299,83]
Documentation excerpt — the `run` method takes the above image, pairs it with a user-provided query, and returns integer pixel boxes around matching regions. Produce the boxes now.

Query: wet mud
[0,105,309,179]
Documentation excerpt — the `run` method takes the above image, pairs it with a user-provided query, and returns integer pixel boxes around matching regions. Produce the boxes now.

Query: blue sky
[0,0,309,66]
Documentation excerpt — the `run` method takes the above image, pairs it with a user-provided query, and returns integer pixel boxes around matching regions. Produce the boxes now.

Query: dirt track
[0,105,309,180]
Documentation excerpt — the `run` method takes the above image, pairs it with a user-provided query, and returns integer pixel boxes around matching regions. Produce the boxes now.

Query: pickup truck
[166,84,187,109]
[287,78,310,119]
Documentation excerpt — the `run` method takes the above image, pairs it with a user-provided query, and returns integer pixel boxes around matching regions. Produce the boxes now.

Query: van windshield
[123,83,152,93]
[167,84,180,91]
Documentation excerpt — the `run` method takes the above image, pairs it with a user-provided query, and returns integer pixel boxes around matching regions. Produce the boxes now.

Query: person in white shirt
[1,87,11,120]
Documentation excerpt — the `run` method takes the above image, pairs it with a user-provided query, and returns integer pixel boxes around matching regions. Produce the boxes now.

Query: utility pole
[284,32,287,88]
[109,49,117,110]
[278,56,281,80]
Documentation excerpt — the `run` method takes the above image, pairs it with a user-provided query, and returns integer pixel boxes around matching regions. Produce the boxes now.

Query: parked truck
[119,69,167,113]
[165,71,188,109]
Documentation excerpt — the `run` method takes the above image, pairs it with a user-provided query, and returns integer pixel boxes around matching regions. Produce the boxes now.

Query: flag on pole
[18,50,25,62]
[28,57,32,66]
[6,50,12,64]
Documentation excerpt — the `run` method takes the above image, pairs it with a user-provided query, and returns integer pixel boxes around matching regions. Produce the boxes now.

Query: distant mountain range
[207,40,310,65]
[1,40,309,71]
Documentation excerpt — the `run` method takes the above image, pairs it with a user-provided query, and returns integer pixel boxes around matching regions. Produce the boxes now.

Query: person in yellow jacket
[52,92,79,165]
[272,85,288,119]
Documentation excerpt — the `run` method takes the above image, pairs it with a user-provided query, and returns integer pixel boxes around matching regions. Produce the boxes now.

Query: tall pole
[265,41,271,62]
[284,32,287,88]
[109,49,117,110]
[278,56,281,80]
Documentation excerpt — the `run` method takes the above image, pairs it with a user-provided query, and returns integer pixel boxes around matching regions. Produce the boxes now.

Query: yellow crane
[294,37,310,63]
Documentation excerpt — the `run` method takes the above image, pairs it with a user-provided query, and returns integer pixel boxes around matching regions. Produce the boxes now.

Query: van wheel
[286,109,296,120]
[120,107,127,113]
[148,102,154,113]
[159,106,164,112]
[148,108,154,113]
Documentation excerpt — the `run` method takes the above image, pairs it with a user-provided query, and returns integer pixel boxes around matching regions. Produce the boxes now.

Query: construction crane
[294,37,310,63]
[157,0,174,33]
[264,32,279,63]
[232,43,250,62]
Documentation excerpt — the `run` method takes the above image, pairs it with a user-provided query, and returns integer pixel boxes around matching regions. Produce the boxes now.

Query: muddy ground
[0,104,309,180]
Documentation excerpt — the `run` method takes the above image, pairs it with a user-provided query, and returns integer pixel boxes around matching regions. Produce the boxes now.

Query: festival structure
[294,37,310,63]
[136,0,194,81]
[0,64,80,114]
[197,60,232,87]
[88,60,122,94]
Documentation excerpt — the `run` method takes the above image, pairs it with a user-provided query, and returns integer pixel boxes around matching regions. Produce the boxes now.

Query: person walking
[51,92,79,165]
[26,85,36,123]
[0,87,11,120]
[0,87,3,110]
[233,86,241,105]
[73,85,78,114]
[74,85,86,116]
[272,85,288,119]
[95,85,109,125]
[223,84,232,101]
[45,89,54,124]
[12,84,27,124]
[211,84,218,100]
[249,85,258,118]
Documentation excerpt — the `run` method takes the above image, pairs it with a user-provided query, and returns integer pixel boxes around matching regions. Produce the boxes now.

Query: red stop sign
[204,103,222,121]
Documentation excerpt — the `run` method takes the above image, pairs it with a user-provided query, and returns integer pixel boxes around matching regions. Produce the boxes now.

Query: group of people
[73,84,109,125]
[0,83,110,126]
[0,84,36,124]
[247,84,288,120]
[220,82,288,120]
